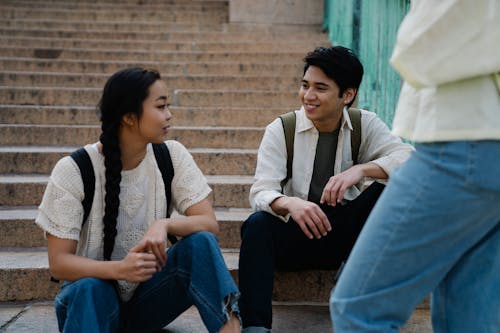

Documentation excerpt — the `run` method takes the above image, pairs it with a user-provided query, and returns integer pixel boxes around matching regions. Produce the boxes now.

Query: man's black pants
[238,182,385,329]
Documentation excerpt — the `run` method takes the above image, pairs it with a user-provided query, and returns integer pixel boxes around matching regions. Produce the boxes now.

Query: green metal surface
[324,0,410,127]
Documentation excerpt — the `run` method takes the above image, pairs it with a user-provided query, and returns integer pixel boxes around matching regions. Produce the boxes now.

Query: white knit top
[35,140,211,300]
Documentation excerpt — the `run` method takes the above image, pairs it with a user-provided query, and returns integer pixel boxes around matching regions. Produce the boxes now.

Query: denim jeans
[55,231,240,333]
[330,141,500,333]
[238,182,385,330]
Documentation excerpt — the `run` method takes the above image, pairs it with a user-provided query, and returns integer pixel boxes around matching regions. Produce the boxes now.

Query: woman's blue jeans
[330,141,500,333]
[54,231,240,333]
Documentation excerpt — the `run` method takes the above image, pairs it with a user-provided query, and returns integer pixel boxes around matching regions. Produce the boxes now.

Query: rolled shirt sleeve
[249,118,289,221]
[358,110,414,176]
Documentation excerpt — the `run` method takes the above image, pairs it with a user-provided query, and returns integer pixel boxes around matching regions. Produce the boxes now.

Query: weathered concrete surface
[0,302,432,333]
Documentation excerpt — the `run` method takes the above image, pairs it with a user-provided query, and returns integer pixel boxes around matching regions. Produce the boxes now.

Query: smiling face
[125,79,171,145]
[299,65,356,132]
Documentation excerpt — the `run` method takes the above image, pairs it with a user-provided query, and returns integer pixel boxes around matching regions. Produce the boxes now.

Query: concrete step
[0,47,306,63]
[0,59,303,76]
[2,0,228,3]
[0,28,327,43]
[0,0,227,11]
[0,19,223,33]
[0,19,324,34]
[0,71,300,91]
[0,207,248,248]
[0,87,298,108]
[0,105,285,127]
[0,302,432,333]
[0,146,257,175]
[0,248,335,304]
[0,124,265,149]
[0,36,323,52]
[174,90,298,108]
[0,174,253,208]
[0,7,228,23]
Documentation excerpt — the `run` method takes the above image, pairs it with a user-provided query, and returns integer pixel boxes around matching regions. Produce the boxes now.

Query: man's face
[299,65,353,132]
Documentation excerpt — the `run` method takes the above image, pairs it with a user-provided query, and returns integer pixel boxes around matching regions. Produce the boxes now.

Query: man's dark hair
[303,46,363,107]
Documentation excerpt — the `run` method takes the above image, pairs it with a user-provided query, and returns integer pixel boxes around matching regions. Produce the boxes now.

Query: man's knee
[241,211,274,240]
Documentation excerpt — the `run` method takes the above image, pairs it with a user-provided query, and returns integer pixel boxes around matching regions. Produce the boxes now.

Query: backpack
[70,142,177,244]
[279,108,361,189]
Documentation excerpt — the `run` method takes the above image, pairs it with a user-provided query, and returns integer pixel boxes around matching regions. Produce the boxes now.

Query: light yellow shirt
[390,0,500,142]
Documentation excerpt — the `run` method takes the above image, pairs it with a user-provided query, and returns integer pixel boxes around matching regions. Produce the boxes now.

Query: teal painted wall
[323,0,410,127]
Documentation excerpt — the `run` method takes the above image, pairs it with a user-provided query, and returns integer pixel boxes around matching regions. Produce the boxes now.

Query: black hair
[303,46,363,107]
[98,67,161,260]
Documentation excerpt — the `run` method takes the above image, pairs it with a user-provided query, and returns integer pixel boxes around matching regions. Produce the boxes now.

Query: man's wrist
[270,196,290,216]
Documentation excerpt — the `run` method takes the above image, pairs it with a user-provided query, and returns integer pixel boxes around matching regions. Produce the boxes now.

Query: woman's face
[133,79,172,144]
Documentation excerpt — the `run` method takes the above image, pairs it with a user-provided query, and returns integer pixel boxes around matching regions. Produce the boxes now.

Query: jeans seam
[189,284,226,327]
[356,154,432,295]
[465,141,474,189]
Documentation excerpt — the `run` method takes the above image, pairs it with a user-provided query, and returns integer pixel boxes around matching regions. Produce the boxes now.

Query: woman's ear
[343,88,357,105]
[122,113,137,127]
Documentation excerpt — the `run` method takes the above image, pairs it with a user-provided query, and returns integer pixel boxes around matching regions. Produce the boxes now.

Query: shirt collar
[342,106,354,131]
[296,106,354,133]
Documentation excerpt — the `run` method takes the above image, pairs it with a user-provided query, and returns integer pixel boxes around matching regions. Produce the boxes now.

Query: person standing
[330,1,500,332]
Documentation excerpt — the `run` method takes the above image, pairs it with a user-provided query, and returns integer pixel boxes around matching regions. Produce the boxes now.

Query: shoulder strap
[152,142,177,245]
[152,142,174,218]
[70,147,95,226]
[279,111,296,190]
[347,108,362,165]
[278,109,361,188]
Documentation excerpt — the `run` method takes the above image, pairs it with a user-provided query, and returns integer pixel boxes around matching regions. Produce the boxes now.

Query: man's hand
[275,197,331,239]
[321,165,364,206]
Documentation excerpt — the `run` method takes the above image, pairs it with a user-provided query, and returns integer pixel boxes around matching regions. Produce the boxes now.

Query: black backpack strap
[52,148,95,283]
[70,147,95,226]
[347,108,362,165]
[279,111,296,191]
[152,142,177,244]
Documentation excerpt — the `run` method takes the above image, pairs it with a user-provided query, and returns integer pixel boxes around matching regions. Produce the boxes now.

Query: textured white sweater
[36,140,211,300]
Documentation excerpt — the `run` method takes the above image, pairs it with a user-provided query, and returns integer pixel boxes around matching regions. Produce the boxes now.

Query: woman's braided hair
[98,67,161,260]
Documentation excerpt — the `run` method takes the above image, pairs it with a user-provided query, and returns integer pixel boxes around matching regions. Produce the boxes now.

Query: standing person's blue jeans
[54,231,240,333]
[330,141,500,333]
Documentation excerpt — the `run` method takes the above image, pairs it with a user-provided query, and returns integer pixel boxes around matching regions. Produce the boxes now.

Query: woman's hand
[134,219,168,271]
[118,245,159,282]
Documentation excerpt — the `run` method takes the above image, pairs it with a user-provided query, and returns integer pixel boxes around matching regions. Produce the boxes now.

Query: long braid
[98,67,161,261]
[100,121,122,261]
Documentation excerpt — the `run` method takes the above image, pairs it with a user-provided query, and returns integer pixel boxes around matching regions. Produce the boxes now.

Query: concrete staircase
[0,0,431,331]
